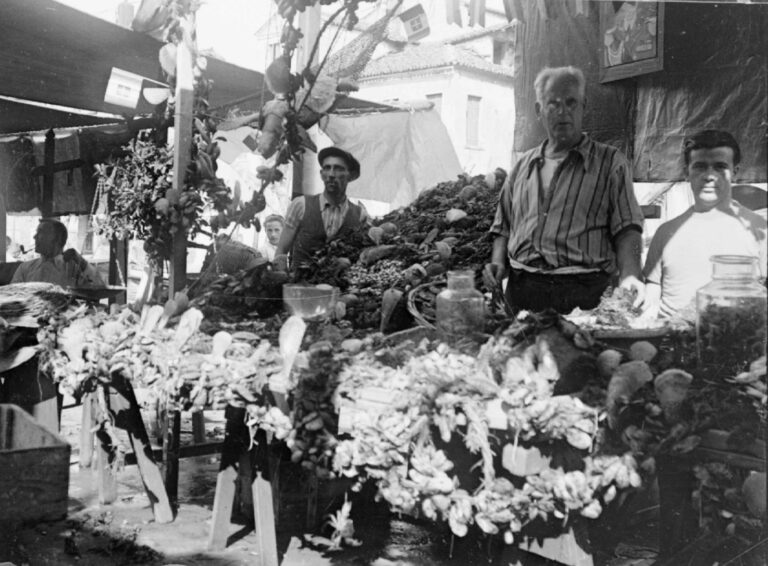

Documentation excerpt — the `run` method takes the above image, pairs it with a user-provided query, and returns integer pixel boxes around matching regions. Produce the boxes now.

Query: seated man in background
[11,218,105,287]
[641,130,767,318]
[258,214,284,262]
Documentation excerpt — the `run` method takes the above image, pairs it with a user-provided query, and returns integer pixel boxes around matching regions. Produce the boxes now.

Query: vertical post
[109,237,128,305]
[169,42,195,294]
[79,392,95,468]
[163,408,181,509]
[0,167,6,261]
[293,4,321,200]
[42,129,55,218]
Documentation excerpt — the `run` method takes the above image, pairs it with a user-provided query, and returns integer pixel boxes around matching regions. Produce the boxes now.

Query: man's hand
[636,281,661,319]
[63,248,88,272]
[482,263,506,292]
[618,275,645,308]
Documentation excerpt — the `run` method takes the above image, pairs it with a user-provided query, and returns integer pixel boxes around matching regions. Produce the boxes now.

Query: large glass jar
[696,255,767,373]
[436,270,485,335]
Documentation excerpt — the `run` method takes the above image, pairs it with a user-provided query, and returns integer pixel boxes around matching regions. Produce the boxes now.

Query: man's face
[34,223,59,258]
[535,78,585,149]
[265,221,283,246]
[687,147,738,212]
[320,156,351,197]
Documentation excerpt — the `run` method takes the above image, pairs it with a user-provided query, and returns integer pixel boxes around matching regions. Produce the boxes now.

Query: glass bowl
[283,284,339,320]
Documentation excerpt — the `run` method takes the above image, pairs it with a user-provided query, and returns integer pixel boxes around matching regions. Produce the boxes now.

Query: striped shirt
[284,193,369,239]
[490,135,643,274]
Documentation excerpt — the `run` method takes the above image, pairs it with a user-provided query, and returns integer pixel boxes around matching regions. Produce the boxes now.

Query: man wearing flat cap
[274,146,370,270]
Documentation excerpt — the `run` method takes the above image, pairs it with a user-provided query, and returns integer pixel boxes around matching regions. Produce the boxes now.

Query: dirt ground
[0,402,662,566]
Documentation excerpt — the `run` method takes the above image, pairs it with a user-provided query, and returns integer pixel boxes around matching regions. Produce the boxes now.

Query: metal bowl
[282,284,339,320]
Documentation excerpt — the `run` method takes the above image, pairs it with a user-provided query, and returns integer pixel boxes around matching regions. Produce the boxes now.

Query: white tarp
[319,107,462,208]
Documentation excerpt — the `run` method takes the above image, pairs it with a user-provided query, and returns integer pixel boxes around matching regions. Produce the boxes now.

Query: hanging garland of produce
[93,0,265,269]
[278,315,646,547]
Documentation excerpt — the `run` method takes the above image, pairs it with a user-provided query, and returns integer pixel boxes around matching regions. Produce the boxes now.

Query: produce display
[279,317,645,546]
[191,174,501,331]
[38,301,300,443]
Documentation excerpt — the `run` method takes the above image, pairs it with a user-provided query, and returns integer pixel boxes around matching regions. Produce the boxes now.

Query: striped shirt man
[490,134,643,275]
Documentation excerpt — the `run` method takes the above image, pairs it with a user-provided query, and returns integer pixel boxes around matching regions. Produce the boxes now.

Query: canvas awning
[0,0,390,135]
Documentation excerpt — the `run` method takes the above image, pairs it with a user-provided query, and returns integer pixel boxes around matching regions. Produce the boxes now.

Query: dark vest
[291,194,363,267]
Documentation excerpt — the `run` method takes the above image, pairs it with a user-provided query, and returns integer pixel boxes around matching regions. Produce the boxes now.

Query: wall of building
[357,69,514,175]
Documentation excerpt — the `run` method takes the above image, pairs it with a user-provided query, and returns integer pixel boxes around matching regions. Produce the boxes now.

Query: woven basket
[406,281,446,330]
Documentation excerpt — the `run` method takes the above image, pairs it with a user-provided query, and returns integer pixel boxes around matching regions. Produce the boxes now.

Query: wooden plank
[96,434,118,505]
[252,428,279,566]
[79,392,95,468]
[106,379,174,523]
[31,158,85,176]
[0,160,5,259]
[236,450,254,520]
[41,129,55,217]
[208,405,249,551]
[108,237,128,305]
[169,41,194,295]
[163,409,182,508]
[208,463,239,551]
[123,441,222,466]
[192,410,206,444]
[519,523,593,566]
[253,470,279,566]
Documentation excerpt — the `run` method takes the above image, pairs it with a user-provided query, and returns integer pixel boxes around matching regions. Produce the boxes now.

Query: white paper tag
[104,67,143,108]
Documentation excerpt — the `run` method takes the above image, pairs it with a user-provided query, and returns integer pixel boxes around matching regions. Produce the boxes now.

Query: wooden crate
[0,404,71,524]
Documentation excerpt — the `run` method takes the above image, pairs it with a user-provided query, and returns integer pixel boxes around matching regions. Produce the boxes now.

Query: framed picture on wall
[599,1,664,83]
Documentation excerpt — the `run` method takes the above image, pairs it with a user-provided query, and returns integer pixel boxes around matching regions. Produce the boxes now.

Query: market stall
[1,1,766,565]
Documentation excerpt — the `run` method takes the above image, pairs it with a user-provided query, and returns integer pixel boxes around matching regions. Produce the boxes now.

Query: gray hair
[534,66,586,104]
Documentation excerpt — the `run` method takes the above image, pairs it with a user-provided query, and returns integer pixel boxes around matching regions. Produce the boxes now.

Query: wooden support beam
[42,129,55,218]
[109,237,128,305]
[79,392,95,468]
[31,159,85,177]
[163,408,181,509]
[107,378,174,523]
[208,405,250,551]
[169,41,195,295]
[252,428,279,566]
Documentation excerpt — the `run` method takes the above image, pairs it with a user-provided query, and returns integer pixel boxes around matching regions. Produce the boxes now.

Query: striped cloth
[490,134,643,275]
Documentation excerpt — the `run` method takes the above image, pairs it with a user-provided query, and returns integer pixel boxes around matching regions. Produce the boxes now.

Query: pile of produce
[602,329,767,541]
[189,173,501,331]
[301,173,501,330]
[38,301,302,442]
[276,317,643,547]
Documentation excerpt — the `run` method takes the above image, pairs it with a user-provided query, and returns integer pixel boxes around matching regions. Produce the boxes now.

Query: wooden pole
[42,129,55,218]
[169,41,194,294]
